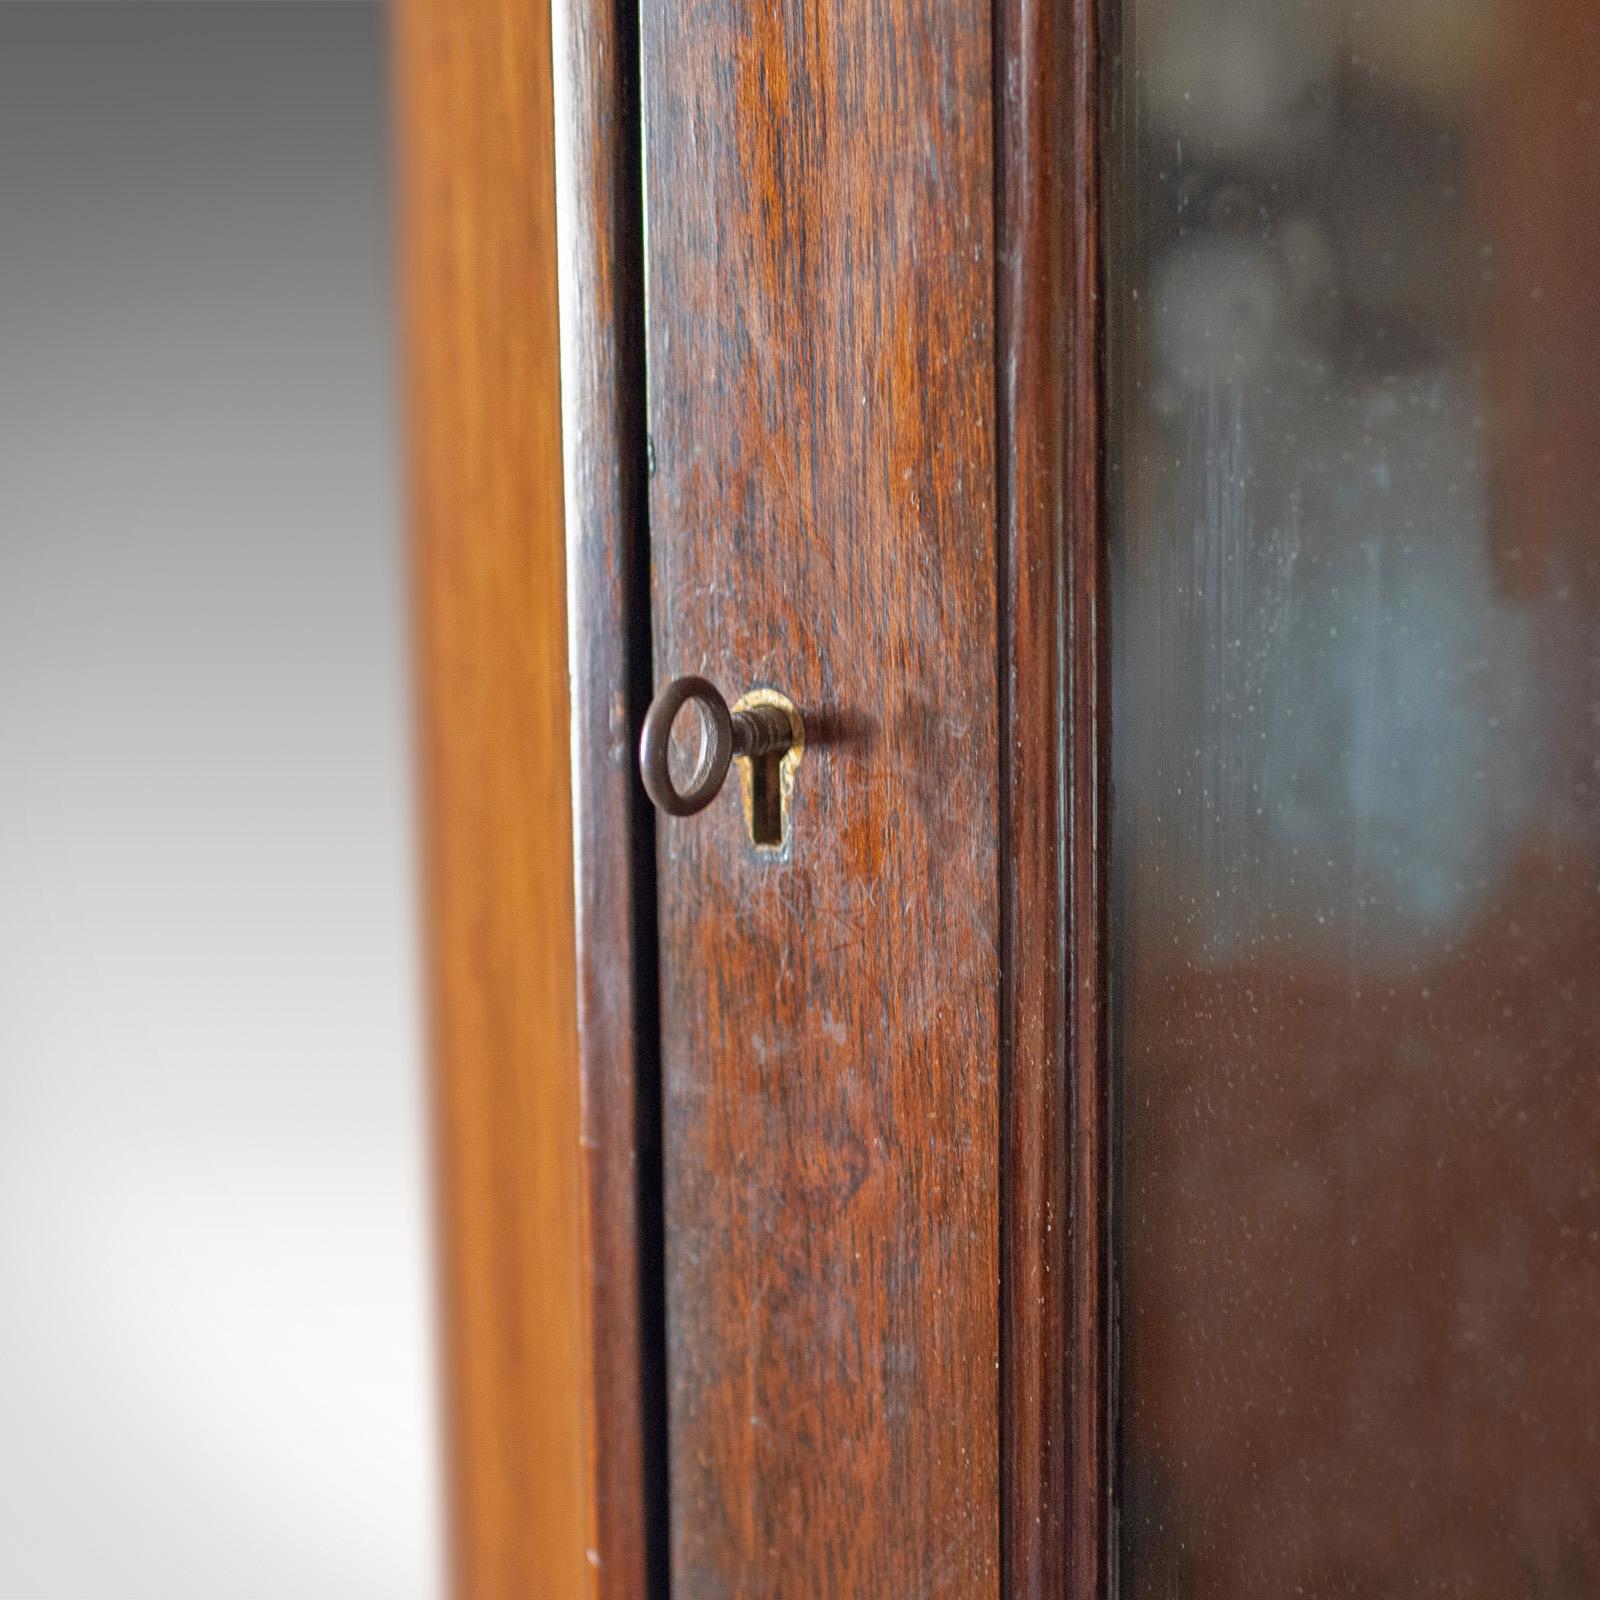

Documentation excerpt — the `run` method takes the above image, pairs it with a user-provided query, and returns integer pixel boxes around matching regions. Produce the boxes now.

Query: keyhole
[730,688,803,854]
[746,749,785,848]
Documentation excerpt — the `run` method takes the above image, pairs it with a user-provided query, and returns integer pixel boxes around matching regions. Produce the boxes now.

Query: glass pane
[1109,4,1600,1595]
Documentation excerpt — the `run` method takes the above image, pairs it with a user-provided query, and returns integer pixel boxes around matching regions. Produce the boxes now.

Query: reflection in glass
[1110,2,1600,1594]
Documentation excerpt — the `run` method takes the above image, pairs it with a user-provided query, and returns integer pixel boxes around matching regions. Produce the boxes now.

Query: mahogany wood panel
[641,3,1002,1594]
[996,0,1107,1596]
[552,0,662,1594]
[400,1,594,1593]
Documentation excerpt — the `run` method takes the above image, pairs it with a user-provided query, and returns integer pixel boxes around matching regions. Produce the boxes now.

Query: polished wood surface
[553,0,662,1593]
[1063,12,1109,1600]
[641,2,1002,1593]
[400,0,593,1593]
[405,3,1112,1591]
[996,0,1107,1595]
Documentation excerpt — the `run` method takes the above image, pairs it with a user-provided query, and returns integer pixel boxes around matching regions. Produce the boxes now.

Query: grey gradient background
[0,4,442,1596]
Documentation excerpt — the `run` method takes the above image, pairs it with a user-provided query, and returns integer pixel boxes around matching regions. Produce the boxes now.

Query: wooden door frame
[401,0,655,1595]
[402,0,1108,1593]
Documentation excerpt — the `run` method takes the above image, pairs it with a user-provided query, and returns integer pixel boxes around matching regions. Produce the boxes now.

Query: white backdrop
[0,6,441,1596]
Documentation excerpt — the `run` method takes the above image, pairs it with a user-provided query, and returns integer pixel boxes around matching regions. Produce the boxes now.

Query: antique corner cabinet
[402,0,1600,1595]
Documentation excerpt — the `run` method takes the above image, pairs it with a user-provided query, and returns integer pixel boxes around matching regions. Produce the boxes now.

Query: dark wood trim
[552,1,664,1597]
[996,0,1108,1594]
[995,0,1069,1584]
[1064,0,1111,1590]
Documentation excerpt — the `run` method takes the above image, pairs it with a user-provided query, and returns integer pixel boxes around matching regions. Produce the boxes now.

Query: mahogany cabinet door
[543,0,1100,1593]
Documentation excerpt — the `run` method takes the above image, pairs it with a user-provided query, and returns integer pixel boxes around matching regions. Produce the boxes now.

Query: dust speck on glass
[1109,0,1600,1594]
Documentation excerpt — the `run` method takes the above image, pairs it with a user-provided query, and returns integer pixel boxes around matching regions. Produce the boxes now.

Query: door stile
[640,2,1004,1593]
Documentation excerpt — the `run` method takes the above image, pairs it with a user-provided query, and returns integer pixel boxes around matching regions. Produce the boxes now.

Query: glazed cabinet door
[420,0,1600,1593]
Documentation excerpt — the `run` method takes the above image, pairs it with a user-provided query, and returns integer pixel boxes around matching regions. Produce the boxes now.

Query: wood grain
[400,1,594,1593]
[995,0,1107,1595]
[996,0,1067,1587]
[552,0,663,1594]
[641,2,1002,1594]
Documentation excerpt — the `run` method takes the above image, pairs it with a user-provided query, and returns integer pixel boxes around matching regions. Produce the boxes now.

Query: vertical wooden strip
[996,0,1108,1594]
[553,0,661,1595]
[641,3,1002,1595]
[1064,1,1110,1593]
[996,0,1069,1591]
[399,1,594,1595]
